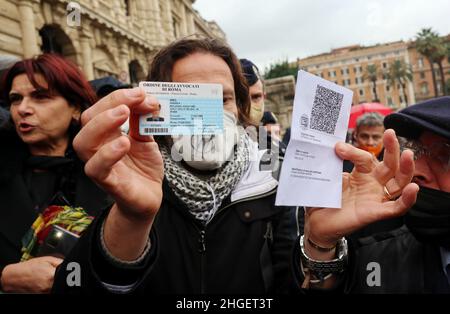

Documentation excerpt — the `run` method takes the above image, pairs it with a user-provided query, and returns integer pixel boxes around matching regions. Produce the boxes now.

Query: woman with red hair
[0,54,111,293]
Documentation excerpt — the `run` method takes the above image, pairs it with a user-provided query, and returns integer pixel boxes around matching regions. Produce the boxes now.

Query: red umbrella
[348,102,393,129]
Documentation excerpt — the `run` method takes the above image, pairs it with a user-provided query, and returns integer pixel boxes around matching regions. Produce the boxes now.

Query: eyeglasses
[401,139,450,172]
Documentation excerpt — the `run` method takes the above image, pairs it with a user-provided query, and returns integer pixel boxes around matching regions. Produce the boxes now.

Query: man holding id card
[53,38,417,294]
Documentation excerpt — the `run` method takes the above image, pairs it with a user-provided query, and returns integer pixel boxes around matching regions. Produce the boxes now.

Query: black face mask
[405,186,450,249]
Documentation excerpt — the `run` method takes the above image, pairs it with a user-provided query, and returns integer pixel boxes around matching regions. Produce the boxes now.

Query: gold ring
[383,186,395,201]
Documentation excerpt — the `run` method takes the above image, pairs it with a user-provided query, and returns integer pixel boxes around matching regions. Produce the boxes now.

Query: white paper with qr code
[276,70,353,208]
[139,82,223,136]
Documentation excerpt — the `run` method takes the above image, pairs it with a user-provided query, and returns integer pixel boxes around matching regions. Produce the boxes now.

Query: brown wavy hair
[148,38,252,127]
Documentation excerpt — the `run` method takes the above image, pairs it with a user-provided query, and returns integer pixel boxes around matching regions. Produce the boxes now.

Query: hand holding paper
[275,71,419,249]
[305,129,419,248]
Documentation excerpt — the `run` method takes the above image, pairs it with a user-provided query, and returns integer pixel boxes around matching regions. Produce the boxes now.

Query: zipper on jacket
[198,229,206,293]
[190,187,277,293]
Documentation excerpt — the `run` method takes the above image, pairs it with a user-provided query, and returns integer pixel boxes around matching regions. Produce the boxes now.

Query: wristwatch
[299,235,348,281]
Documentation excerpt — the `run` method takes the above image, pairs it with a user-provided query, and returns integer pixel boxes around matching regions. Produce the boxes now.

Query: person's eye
[9,95,22,106]
[251,94,262,101]
[34,93,51,100]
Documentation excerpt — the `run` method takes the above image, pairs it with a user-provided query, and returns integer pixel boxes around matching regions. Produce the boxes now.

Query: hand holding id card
[139,82,224,136]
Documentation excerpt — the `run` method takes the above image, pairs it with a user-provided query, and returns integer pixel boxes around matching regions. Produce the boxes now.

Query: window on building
[437,82,442,93]
[399,96,404,103]
[359,89,365,96]
[387,97,393,106]
[436,69,441,77]
[418,58,424,68]
[386,85,390,92]
[124,0,130,16]
[382,62,387,69]
[39,25,76,62]
[420,71,425,79]
[421,83,429,95]
[172,17,180,38]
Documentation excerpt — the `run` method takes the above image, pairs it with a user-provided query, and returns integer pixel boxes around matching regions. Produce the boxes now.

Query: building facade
[295,36,450,109]
[0,0,226,83]
[296,41,416,109]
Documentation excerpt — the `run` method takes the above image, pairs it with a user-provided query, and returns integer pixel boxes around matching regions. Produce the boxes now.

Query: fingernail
[125,87,143,98]
[112,106,127,117]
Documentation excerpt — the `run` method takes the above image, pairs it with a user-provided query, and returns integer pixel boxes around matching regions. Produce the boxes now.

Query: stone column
[18,0,40,58]
[186,11,195,36]
[80,27,94,80]
[179,1,189,36]
[151,0,164,45]
[119,41,130,83]
[162,0,175,41]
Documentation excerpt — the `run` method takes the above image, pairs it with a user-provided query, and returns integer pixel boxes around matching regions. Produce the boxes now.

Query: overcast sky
[193,0,450,72]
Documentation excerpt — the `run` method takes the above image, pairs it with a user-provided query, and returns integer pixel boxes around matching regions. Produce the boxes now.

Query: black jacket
[348,226,450,293]
[53,177,297,294]
[291,225,450,294]
[0,130,112,269]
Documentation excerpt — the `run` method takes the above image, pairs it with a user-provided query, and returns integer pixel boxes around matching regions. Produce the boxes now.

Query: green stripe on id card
[139,81,223,135]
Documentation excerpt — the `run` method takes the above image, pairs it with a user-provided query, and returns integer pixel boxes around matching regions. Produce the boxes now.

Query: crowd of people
[0,37,449,294]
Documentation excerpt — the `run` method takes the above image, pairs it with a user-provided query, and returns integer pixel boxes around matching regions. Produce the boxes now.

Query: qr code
[310,85,344,135]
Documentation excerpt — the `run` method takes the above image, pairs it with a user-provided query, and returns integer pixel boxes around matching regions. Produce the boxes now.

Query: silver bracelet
[299,235,348,282]
[100,218,151,266]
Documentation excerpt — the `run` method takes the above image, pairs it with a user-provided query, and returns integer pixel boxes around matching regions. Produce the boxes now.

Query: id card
[139,82,223,135]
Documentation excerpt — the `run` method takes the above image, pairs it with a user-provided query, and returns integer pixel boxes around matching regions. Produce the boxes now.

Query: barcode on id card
[310,85,344,135]
[144,128,169,133]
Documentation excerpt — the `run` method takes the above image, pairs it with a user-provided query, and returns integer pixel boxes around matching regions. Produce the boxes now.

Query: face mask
[358,142,383,157]
[249,104,264,125]
[171,111,239,171]
[405,186,450,249]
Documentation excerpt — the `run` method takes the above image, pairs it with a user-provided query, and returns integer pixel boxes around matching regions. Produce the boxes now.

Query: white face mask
[171,111,239,171]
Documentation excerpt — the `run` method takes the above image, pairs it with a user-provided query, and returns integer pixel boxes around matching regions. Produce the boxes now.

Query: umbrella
[348,102,393,129]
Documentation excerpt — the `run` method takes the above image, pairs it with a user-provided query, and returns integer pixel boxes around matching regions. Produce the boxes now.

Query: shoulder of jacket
[354,225,415,248]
